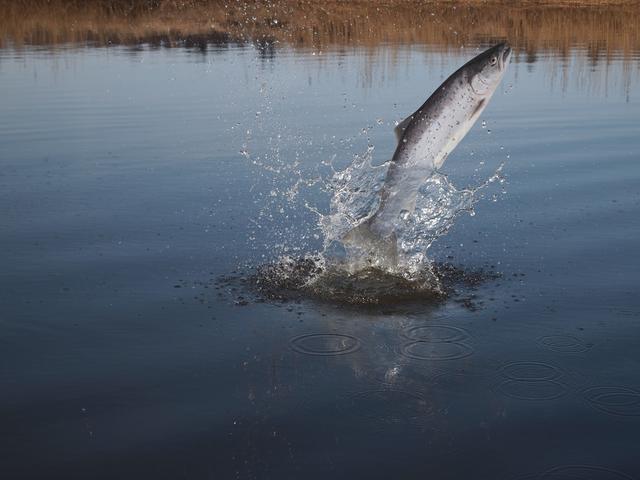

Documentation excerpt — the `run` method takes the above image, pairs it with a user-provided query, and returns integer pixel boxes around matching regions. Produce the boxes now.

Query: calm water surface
[2,40,640,479]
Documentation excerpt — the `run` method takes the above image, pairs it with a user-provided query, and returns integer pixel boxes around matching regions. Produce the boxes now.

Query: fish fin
[394,114,414,143]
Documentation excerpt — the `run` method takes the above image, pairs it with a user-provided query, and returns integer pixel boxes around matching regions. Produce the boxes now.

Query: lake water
[2,6,640,479]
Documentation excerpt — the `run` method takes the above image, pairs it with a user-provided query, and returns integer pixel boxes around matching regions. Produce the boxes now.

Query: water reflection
[2,1,639,97]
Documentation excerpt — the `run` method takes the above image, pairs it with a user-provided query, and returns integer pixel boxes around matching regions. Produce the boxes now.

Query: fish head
[468,42,512,96]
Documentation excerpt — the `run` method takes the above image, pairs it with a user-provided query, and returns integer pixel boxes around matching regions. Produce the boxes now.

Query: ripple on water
[402,324,469,343]
[582,386,640,417]
[399,340,474,361]
[500,361,564,381]
[540,465,635,479]
[537,334,592,354]
[495,361,569,401]
[514,464,636,480]
[289,333,361,356]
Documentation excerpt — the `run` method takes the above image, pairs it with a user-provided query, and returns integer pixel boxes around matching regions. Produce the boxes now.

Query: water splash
[242,136,504,304]
[317,145,504,279]
[319,145,386,250]
[225,134,504,305]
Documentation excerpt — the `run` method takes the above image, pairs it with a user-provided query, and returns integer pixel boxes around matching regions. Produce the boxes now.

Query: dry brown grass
[1,0,640,62]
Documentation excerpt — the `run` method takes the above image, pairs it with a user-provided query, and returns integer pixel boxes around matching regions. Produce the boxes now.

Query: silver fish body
[343,42,512,259]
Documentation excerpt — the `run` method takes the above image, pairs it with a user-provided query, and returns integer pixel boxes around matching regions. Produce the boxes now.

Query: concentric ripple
[537,465,635,479]
[402,324,469,343]
[537,334,592,354]
[289,333,361,356]
[500,361,564,381]
[496,361,569,401]
[399,340,474,361]
[583,386,640,416]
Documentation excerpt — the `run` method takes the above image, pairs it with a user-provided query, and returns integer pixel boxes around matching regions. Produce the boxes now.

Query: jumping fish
[342,42,512,263]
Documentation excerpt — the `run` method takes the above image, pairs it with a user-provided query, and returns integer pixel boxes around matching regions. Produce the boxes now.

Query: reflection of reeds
[2,0,640,63]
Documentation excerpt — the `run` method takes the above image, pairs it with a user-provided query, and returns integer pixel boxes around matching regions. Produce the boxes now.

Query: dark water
[2,39,640,479]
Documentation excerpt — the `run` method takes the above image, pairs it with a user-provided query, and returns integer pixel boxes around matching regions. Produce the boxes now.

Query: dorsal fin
[394,114,414,143]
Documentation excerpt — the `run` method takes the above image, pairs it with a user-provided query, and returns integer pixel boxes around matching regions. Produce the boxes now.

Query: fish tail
[341,218,377,246]
[341,218,398,267]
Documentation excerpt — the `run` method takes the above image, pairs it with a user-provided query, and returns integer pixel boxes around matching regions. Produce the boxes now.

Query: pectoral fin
[394,114,414,143]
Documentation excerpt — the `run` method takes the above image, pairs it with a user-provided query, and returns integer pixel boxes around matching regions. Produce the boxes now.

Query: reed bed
[1,0,639,63]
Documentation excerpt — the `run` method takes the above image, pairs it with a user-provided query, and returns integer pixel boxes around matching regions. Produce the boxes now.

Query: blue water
[1,43,640,479]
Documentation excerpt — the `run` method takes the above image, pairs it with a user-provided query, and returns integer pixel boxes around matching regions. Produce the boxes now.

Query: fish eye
[490,56,497,65]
